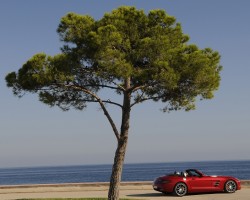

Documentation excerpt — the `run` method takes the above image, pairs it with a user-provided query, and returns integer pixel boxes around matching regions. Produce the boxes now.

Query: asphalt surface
[0,182,249,200]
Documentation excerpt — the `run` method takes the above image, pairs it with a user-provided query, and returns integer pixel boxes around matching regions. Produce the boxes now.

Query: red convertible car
[153,169,241,196]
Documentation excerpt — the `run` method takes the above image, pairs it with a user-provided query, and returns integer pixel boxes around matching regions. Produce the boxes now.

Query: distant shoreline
[1,161,250,185]
[1,159,250,170]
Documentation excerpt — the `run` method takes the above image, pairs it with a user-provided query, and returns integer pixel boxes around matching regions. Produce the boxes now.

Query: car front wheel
[174,182,187,196]
[225,180,237,193]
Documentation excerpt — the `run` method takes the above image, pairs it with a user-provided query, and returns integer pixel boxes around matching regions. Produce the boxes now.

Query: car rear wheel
[173,182,187,196]
[225,180,237,193]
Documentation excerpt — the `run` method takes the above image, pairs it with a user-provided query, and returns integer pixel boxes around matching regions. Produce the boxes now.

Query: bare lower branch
[79,84,123,91]
[83,99,123,108]
[63,84,121,141]
[98,99,121,141]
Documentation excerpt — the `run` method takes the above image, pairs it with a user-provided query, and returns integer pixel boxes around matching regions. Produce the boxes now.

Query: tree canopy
[6,6,221,113]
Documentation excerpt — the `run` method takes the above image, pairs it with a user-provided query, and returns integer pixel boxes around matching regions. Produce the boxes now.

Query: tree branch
[97,98,121,141]
[82,84,123,91]
[130,84,146,92]
[83,99,123,108]
[111,81,126,91]
[77,67,125,91]
[130,95,163,107]
[63,84,121,141]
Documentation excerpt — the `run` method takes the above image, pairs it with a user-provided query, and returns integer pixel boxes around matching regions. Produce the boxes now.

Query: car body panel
[153,169,241,195]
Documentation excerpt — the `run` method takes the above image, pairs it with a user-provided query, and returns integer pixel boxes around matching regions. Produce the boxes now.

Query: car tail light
[162,180,171,184]
[154,178,171,184]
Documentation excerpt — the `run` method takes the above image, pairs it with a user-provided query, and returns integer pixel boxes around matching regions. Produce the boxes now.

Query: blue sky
[0,0,249,168]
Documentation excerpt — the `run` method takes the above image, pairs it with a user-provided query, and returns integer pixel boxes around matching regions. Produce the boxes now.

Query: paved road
[125,189,249,200]
[0,183,249,200]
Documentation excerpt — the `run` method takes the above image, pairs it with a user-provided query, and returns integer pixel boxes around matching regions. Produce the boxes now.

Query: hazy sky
[0,0,249,168]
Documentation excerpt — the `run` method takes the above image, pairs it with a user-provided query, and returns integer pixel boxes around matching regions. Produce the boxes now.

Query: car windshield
[171,169,204,177]
[186,169,204,177]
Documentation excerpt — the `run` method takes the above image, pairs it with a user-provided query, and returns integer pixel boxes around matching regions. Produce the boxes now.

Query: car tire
[173,182,187,197]
[224,180,237,193]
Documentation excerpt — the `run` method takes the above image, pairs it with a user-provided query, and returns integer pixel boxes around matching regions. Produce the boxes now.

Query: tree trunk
[108,79,131,200]
[108,135,129,200]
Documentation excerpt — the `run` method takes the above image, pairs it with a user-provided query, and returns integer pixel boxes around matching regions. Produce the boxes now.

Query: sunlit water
[0,160,249,185]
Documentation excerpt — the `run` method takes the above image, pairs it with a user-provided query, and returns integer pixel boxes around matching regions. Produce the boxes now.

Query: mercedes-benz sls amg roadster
[153,169,241,196]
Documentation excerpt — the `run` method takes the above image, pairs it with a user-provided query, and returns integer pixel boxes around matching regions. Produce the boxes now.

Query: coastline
[0,181,250,200]
[1,180,250,188]
[1,160,250,185]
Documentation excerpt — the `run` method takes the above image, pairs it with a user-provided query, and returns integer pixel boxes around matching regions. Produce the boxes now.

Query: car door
[187,176,213,192]
[186,170,214,192]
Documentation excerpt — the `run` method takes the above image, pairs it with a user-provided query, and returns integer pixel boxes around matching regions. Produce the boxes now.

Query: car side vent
[214,181,220,187]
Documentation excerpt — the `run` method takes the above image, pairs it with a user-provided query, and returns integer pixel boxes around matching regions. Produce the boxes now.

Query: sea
[0,160,249,186]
